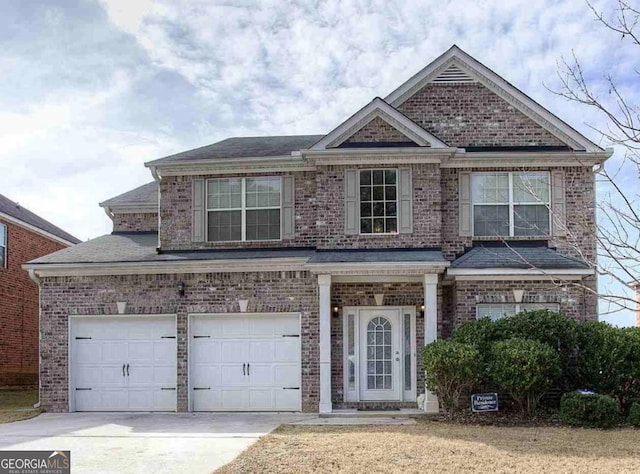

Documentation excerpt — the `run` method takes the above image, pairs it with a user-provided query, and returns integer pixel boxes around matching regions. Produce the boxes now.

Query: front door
[358,308,402,401]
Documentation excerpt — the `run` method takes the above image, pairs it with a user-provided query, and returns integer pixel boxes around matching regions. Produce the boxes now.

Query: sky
[0,0,637,325]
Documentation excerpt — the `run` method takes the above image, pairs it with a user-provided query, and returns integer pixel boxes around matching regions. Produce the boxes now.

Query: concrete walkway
[0,412,314,473]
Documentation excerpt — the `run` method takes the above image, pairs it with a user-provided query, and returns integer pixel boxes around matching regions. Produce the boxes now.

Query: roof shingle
[0,194,80,244]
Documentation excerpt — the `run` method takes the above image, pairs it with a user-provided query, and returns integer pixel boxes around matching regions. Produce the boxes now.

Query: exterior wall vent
[431,63,476,84]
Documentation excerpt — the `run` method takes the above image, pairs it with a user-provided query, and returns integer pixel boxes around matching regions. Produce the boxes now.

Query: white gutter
[0,212,78,247]
[23,256,310,277]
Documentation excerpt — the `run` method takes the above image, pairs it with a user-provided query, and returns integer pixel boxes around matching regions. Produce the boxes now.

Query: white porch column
[423,273,439,413]
[318,274,332,414]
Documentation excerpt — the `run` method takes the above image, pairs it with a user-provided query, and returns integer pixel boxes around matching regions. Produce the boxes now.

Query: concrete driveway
[0,412,314,473]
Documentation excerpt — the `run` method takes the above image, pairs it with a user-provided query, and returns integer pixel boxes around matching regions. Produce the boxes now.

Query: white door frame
[342,306,417,403]
[187,312,302,412]
[68,314,177,412]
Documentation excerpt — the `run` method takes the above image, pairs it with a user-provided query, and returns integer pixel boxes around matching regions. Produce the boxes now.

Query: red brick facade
[0,218,68,386]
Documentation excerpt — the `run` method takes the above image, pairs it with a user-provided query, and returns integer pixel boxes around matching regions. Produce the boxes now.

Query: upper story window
[359,169,397,234]
[472,172,550,238]
[0,223,6,268]
[207,177,281,242]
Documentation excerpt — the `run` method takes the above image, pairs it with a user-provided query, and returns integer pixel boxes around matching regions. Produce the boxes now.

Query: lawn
[0,389,41,423]
[217,419,640,473]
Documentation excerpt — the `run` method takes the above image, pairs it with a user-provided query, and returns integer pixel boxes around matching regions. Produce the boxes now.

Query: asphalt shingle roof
[450,244,590,269]
[100,182,158,207]
[0,194,81,244]
[308,249,447,264]
[149,135,324,164]
[28,233,315,265]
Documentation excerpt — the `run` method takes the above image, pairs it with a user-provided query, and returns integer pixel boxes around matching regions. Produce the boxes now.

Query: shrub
[495,310,580,392]
[560,391,619,429]
[452,318,500,389]
[577,322,640,414]
[627,401,640,427]
[488,338,561,414]
[453,310,580,396]
[423,340,481,418]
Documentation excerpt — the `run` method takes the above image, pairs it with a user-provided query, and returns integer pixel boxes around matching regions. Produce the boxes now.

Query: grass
[217,419,640,473]
[0,389,42,423]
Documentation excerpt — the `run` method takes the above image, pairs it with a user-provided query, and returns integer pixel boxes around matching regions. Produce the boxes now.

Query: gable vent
[431,64,476,84]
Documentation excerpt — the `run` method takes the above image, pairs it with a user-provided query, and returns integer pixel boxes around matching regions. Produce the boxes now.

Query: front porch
[310,259,447,414]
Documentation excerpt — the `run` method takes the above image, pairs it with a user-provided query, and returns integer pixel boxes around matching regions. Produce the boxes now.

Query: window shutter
[282,176,295,240]
[344,169,358,235]
[551,170,566,236]
[398,168,413,234]
[459,171,472,237]
[192,178,206,242]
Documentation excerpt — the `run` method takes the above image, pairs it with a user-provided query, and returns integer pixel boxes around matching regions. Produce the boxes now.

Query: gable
[339,116,419,148]
[311,97,448,150]
[385,46,602,152]
[398,82,569,149]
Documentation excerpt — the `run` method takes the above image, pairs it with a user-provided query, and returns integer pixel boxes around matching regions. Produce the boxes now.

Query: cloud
[0,0,637,325]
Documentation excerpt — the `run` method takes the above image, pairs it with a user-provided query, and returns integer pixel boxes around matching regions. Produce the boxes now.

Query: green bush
[495,310,580,392]
[489,338,561,414]
[577,322,640,414]
[454,310,580,395]
[627,401,640,427]
[423,340,481,418]
[560,391,619,429]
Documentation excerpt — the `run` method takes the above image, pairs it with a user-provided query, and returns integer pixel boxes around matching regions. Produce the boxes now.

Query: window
[0,223,5,268]
[207,177,281,242]
[366,317,393,390]
[359,169,397,234]
[476,302,560,321]
[472,172,550,237]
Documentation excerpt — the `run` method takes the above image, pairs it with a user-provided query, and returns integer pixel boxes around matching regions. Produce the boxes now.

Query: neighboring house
[24,46,610,414]
[0,194,80,386]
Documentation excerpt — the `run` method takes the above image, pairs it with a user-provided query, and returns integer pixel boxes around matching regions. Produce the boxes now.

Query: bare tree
[551,0,640,314]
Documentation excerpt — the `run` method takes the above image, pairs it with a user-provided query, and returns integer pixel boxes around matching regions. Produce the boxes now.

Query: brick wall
[450,279,596,329]
[341,116,415,145]
[0,218,68,386]
[440,167,597,261]
[316,163,442,249]
[112,213,158,232]
[159,172,317,250]
[38,271,319,412]
[398,84,567,147]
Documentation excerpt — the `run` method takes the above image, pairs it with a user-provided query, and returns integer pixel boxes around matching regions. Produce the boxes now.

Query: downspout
[148,165,162,251]
[27,268,42,409]
[102,205,114,221]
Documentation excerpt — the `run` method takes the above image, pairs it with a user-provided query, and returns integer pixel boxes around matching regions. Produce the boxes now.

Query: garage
[189,313,301,411]
[69,315,177,412]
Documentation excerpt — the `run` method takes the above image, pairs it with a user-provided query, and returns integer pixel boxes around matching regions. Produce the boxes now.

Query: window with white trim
[476,302,560,321]
[472,172,550,237]
[359,169,397,234]
[0,223,6,269]
[206,177,281,242]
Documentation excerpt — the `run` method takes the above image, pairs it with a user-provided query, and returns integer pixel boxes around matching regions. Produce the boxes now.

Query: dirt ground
[217,419,640,473]
[0,389,41,423]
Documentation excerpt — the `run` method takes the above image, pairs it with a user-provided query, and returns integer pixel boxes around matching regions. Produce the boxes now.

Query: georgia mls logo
[0,450,70,474]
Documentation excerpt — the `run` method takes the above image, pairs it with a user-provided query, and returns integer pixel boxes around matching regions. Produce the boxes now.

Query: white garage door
[70,316,177,412]
[190,313,301,411]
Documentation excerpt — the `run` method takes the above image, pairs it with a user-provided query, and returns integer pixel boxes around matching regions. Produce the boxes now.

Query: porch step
[320,408,425,418]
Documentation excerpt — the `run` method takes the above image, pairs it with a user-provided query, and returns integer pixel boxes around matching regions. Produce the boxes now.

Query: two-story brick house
[25,46,610,414]
[0,194,79,387]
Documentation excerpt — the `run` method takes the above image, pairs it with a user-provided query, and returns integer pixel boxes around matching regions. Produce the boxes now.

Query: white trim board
[384,45,603,153]
[0,212,78,247]
[311,97,448,150]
